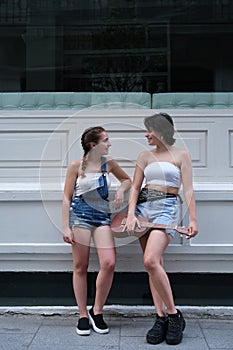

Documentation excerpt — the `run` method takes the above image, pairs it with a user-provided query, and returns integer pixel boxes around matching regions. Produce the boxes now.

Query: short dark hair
[144,113,175,145]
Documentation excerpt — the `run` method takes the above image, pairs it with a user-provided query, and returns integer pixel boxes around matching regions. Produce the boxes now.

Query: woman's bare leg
[72,227,92,318]
[140,233,166,316]
[143,230,176,314]
[92,226,116,314]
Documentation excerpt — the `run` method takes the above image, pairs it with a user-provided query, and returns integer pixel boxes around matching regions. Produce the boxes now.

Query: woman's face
[145,128,161,146]
[94,131,111,155]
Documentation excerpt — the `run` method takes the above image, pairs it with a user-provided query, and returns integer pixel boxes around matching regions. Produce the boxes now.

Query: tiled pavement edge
[0,307,233,350]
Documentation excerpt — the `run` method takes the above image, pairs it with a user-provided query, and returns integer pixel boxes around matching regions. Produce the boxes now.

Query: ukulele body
[111,211,189,238]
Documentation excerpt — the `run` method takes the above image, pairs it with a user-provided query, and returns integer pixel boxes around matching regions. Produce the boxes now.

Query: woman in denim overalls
[62,126,131,335]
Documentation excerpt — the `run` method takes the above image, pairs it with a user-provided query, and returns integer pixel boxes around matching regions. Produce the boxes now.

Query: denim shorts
[135,197,181,237]
[69,195,111,230]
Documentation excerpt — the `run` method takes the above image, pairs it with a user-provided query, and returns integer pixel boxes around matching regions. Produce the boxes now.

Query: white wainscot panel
[229,130,233,167]
[0,131,68,167]
[191,201,233,245]
[109,130,148,168]
[0,201,63,244]
[175,131,207,167]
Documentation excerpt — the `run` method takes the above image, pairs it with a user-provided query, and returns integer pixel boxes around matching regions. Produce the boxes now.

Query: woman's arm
[124,152,146,233]
[108,158,131,207]
[62,160,80,244]
[180,150,198,238]
[128,164,144,215]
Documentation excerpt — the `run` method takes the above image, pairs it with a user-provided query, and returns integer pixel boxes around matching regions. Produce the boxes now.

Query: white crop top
[144,162,181,188]
[74,173,111,197]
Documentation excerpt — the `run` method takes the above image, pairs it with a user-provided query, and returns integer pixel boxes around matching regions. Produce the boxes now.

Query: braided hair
[79,126,105,177]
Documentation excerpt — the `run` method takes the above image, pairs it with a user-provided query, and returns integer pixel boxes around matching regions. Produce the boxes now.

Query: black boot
[166,309,186,345]
[146,314,168,344]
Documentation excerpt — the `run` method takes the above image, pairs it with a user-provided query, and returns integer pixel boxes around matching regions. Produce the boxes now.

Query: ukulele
[111,211,190,238]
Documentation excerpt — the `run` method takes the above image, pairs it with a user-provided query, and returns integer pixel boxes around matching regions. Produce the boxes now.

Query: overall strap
[101,156,107,173]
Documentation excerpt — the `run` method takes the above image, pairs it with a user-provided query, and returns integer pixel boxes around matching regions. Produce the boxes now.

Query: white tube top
[74,173,111,197]
[144,162,181,188]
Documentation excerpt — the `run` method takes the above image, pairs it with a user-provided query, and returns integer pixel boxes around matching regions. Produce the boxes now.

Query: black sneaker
[88,307,109,334]
[166,309,186,345]
[146,314,168,344]
[76,317,91,336]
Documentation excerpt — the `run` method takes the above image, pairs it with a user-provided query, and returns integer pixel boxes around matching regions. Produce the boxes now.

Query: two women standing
[62,113,198,345]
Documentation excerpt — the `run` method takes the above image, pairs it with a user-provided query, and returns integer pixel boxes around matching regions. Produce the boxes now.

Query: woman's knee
[73,261,89,275]
[144,255,160,273]
[100,258,116,272]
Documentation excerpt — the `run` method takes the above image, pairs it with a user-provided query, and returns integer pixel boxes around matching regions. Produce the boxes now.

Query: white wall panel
[0,201,62,244]
[176,131,208,167]
[229,130,233,168]
[0,132,67,164]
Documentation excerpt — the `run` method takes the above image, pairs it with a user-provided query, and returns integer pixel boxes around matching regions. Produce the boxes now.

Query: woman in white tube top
[124,113,198,346]
[62,126,131,336]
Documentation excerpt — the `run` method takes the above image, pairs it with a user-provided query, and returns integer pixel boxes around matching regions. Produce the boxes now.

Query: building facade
[0,1,233,307]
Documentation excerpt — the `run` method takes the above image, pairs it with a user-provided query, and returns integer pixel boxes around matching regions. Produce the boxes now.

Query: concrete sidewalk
[1,311,233,350]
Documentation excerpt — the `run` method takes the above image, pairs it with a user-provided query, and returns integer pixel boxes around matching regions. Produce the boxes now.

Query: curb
[0,305,233,319]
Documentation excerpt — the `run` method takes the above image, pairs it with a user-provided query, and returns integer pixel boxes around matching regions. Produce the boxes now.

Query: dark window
[0,0,233,92]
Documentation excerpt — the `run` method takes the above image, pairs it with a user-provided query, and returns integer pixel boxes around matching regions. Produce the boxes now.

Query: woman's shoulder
[174,146,190,157]
[136,150,151,168]
[105,155,118,170]
[103,155,113,165]
[171,147,191,165]
[137,150,152,163]
[103,155,112,162]
[68,159,81,173]
[138,150,151,159]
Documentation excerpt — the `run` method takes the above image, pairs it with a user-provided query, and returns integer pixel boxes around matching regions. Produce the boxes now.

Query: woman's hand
[123,215,141,235]
[187,220,199,239]
[63,227,75,244]
[113,188,125,209]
